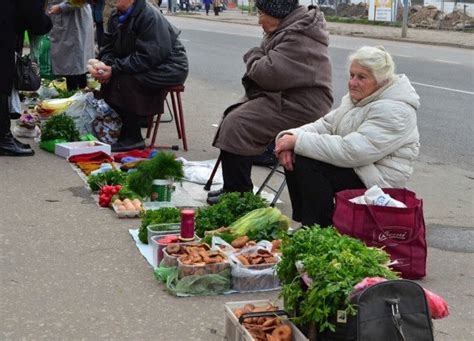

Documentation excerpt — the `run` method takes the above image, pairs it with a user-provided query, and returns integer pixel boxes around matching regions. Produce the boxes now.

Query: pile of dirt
[407,5,443,28]
[442,9,474,30]
[405,5,473,30]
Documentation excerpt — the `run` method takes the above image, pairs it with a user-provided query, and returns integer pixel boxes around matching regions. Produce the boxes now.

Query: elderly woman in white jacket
[275,46,420,227]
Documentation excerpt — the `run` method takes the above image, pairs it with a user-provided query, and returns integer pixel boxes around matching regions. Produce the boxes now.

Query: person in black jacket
[90,0,189,152]
[0,0,52,157]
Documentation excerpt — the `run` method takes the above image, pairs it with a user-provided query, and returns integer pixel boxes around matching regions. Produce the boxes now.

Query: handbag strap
[366,204,424,244]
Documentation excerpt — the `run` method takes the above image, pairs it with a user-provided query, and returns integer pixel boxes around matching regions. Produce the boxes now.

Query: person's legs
[65,74,87,91]
[111,111,145,152]
[95,21,104,49]
[287,155,365,227]
[0,92,34,156]
[220,150,254,193]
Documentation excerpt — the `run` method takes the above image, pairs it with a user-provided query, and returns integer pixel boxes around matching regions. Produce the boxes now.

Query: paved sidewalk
[172,9,474,49]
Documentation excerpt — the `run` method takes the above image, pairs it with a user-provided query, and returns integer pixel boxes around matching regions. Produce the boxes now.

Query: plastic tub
[230,256,281,292]
[147,223,181,245]
[150,233,200,268]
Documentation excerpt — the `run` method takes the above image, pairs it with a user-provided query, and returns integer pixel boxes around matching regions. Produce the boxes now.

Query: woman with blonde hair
[275,46,420,227]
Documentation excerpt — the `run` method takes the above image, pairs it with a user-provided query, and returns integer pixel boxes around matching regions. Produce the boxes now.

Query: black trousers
[221,150,255,193]
[285,155,365,227]
[95,22,104,49]
[0,92,10,139]
[65,74,87,91]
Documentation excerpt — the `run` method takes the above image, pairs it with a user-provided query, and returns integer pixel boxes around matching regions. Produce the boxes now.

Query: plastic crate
[224,300,308,341]
[177,254,229,278]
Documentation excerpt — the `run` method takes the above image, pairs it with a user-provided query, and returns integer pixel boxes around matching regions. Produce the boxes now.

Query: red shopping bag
[332,188,427,279]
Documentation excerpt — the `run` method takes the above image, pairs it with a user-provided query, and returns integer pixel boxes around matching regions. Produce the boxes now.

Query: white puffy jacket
[277,74,420,188]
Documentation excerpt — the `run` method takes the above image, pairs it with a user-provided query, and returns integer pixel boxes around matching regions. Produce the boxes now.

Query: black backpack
[318,280,435,341]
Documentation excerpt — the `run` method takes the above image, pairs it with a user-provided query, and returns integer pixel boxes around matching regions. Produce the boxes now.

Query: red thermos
[180,209,195,241]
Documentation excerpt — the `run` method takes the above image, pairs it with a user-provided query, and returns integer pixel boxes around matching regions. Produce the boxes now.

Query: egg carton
[112,203,141,218]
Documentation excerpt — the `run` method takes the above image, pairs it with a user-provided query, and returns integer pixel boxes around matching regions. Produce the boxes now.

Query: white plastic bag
[176,157,223,185]
[349,185,407,208]
[64,92,96,135]
[211,236,235,256]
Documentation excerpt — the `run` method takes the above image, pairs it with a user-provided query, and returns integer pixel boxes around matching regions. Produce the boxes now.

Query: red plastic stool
[146,85,188,151]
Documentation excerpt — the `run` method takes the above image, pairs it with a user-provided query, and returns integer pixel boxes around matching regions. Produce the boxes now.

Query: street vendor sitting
[275,46,420,227]
[89,0,188,152]
[208,0,333,205]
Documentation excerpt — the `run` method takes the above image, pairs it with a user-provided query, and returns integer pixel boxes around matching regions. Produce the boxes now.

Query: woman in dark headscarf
[208,0,333,204]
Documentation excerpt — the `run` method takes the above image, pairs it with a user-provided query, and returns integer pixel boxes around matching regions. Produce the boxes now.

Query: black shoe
[206,194,222,205]
[111,139,145,153]
[0,137,34,156]
[207,187,225,198]
[10,112,21,120]
[13,137,31,149]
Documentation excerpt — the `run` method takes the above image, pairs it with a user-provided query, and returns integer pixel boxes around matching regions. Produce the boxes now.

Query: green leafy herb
[41,113,80,142]
[138,207,181,244]
[87,169,128,192]
[195,192,268,237]
[277,226,398,332]
[201,232,236,246]
[127,152,184,198]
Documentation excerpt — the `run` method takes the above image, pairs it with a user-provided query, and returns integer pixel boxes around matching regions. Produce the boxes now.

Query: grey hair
[348,46,396,84]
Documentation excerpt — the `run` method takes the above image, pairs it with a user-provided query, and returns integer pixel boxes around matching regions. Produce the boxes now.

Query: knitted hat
[256,0,298,19]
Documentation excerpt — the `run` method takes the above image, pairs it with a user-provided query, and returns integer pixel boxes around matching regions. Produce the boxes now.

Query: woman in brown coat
[208,0,333,204]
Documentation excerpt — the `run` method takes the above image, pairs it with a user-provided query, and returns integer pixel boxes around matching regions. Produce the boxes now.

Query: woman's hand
[90,65,112,84]
[278,150,295,171]
[275,134,296,155]
[48,5,61,15]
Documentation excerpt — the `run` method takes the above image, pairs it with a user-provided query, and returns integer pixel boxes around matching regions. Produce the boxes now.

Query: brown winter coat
[213,6,333,156]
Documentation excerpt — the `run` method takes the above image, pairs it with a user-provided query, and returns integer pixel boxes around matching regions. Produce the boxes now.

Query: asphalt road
[169,17,474,171]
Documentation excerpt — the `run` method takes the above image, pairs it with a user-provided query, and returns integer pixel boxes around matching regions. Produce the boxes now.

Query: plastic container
[230,254,281,292]
[180,209,195,241]
[177,254,229,278]
[150,233,200,268]
[224,300,308,341]
[161,242,202,268]
[147,223,181,245]
[150,179,174,202]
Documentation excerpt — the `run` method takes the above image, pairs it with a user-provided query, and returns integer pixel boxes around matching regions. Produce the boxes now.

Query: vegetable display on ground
[194,192,268,237]
[277,226,398,333]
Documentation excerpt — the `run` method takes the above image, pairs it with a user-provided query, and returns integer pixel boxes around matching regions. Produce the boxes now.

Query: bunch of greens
[111,183,141,201]
[54,88,78,99]
[195,192,268,237]
[201,232,235,246]
[229,207,290,241]
[277,226,398,333]
[138,207,181,244]
[87,169,128,192]
[41,113,80,142]
[128,152,184,198]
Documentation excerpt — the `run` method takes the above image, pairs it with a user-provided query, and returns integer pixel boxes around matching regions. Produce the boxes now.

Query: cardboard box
[224,300,308,341]
[54,141,111,159]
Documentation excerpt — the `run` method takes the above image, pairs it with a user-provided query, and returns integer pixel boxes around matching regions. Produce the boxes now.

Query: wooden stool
[146,85,188,151]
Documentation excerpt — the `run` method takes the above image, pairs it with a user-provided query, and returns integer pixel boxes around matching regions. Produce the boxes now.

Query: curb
[171,13,474,50]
